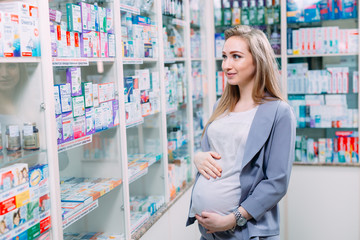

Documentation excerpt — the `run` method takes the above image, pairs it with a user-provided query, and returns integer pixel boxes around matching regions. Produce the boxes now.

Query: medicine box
[62,112,74,143]
[106,8,114,33]
[66,67,82,97]
[66,3,82,33]
[113,100,120,127]
[98,6,107,33]
[79,2,91,31]
[60,84,72,113]
[85,108,95,135]
[73,116,86,139]
[72,96,85,118]
[49,8,62,23]
[82,82,93,108]
[108,34,116,57]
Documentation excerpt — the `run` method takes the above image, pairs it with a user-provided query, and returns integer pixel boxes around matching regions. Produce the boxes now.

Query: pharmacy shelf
[128,157,162,184]
[164,58,186,63]
[0,57,41,63]
[0,149,46,169]
[287,53,358,58]
[58,126,119,153]
[62,200,99,230]
[297,127,357,130]
[131,180,194,240]
[126,119,145,129]
[52,57,115,67]
[119,3,140,15]
[123,58,158,65]
[191,58,205,61]
[289,92,358,95]
[293,162,360,167]
[62,178,122,229]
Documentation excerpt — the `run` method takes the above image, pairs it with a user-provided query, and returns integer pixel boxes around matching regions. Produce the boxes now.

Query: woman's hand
[195,212,235,234]
[194,152,222,179]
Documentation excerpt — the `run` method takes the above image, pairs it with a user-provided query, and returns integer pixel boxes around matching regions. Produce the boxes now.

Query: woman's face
[0,63,20,92]
[222,36,256,88]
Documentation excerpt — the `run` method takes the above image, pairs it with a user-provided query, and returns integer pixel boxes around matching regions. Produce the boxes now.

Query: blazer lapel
[241,100,280,169]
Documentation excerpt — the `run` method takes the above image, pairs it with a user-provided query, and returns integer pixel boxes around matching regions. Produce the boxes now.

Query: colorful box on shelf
[288,27,359,55]
[295,131,359,164]
[0,2,41,57]
[130,195,165,216]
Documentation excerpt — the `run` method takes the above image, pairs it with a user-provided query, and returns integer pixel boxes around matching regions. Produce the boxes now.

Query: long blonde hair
[203,25,284,135]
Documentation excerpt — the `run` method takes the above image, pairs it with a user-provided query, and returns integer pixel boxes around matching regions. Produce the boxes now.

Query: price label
[23,125,33,136]
[9,125,19,137]
[52,58,89,67]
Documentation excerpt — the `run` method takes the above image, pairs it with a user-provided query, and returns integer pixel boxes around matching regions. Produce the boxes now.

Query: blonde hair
[203,25,283,135]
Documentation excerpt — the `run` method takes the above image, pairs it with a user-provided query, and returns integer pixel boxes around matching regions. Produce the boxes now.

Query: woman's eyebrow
[222,50,245,54]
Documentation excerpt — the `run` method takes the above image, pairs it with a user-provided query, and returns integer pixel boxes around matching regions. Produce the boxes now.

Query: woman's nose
[222,59,232,70]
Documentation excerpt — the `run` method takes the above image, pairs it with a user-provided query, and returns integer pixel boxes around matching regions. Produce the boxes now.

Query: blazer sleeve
[241,102,296,221]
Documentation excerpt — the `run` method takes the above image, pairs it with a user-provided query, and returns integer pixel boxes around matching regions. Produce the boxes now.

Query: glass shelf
[287,53,358,58]
[0,149,46,169]
[0,57,41,63]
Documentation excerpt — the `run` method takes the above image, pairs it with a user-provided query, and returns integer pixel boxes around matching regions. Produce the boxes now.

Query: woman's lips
[226,73,236,78]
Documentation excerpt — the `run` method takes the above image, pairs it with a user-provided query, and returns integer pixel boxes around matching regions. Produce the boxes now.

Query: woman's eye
[222,55,227,59]
[233,55,241,59]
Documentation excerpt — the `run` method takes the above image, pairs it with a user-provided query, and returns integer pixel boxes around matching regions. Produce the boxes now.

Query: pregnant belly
[191,175,241,216]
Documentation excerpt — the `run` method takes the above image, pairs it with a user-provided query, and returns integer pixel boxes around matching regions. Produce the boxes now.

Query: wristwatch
[232,208,247,227]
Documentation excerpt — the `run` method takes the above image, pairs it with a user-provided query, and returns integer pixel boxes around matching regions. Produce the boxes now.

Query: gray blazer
[187,99,296,239]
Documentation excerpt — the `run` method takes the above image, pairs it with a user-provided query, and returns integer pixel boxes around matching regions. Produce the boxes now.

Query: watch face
[237,217,247,227]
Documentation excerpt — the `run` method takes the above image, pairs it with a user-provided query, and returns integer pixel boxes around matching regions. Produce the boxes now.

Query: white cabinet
[0,0,212,239]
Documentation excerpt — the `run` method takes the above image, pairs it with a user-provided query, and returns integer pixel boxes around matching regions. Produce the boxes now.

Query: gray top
[190,106,258,217]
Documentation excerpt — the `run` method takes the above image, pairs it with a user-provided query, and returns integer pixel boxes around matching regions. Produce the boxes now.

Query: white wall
[282,165,360,240]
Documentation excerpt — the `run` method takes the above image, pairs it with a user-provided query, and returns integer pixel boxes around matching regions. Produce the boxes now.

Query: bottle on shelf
[257,0,265,25]
[265,0,274,25]
[241,0,250,25]
[249,0,257,26]
[232,0,241,26]
[222,0,232,26]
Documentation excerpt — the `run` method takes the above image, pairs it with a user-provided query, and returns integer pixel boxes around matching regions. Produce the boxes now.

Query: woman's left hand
[195,212,235,234]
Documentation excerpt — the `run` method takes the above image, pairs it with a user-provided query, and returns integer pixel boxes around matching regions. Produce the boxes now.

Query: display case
[0,1,52,239]
[280,1,360,240]
[47,0,126,239]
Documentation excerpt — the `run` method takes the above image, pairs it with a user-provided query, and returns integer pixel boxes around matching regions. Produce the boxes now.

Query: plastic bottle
[257,0,265,25]
[222,0,232,26]
[270,25,281,55]
[273,0,280,24]
[241,0,249,25]
[265,0,274,25]
[232,0,241,25]
[214,1,223,26]
[249,0,257,25]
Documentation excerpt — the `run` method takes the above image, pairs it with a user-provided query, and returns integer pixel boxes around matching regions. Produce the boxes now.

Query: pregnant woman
[187,25,296,240]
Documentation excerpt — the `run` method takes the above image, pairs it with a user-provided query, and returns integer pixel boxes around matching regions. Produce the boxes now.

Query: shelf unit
[0,0,212,239]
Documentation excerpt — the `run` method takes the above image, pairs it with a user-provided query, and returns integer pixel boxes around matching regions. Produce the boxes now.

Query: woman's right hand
[194,151,222,180]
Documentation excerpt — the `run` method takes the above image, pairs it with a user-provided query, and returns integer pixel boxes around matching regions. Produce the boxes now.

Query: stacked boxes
[0,2,41,57]
[60,177,122,220]
[120,12,158,58]
[54,68,119,145]
[288,27,359,55]
[288,94,358,128]
[295,131,359,163]
[0,163,50,239]
[287,63,352,94]
[124,69,161,126]
[287,0,357,23]
[49,2,115,58]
